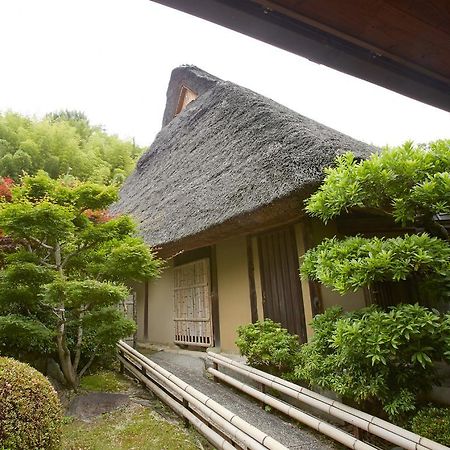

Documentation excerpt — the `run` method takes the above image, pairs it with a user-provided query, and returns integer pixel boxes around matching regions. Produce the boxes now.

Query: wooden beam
[246,236,259,323]
[150,0,450,111]
[300,219,323,317]
[210,245,221,347]
[144,280,149,340]
[254,0,450,84]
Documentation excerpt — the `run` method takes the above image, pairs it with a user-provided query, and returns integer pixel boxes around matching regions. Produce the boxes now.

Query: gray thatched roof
[113,65,375,251]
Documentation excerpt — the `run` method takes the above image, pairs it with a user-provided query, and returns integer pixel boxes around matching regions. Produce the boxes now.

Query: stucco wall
[134,218,366,349]
[216,236,252,352]
[148,261,174,345]
[321,286,366,311]
[130,281,145,341]
[141,261,175,346]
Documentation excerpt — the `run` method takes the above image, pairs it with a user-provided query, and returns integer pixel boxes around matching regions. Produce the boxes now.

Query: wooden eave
[152,191,309,259]
[150,0,450,112]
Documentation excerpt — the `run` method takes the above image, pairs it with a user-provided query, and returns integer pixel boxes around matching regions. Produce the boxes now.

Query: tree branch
[39,259,57,269]
[349,206,393,218]
[61,240,98,269]
[28,237,54,250]
[78,349,97,379]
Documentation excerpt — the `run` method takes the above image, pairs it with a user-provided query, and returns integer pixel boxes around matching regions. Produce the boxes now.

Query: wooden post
[260,383,266,409]
[212,361,219,383]
[210,246,221,348]
[119,350,124,373]
[246,236,258,323]
[140,365,147,388]
[182,398,190,428]
[144,281,149,340]
[301,219,324,317]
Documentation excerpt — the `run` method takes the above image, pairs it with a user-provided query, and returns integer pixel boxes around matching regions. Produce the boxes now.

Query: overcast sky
[0,0,449,148]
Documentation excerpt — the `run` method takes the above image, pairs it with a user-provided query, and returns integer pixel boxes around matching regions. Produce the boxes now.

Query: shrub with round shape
[0,357,62,449]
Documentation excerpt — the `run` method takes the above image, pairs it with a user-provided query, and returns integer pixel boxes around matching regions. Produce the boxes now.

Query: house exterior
[113,65,377,352]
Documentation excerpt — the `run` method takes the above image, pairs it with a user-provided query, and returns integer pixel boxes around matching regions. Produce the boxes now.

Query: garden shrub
[0,314,54,358]
[0,357,62,449]
[410,406,450,446]
[236,319,301,376]
[293,305,450,421]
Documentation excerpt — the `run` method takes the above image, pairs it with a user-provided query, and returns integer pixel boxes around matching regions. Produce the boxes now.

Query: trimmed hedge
[0,357,62,449]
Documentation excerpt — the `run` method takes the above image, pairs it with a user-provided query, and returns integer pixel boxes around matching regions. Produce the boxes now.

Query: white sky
[0,0,449,147]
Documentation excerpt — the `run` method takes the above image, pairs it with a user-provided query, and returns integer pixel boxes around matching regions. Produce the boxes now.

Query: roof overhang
[151,191,309,258]
[150,0,450,112]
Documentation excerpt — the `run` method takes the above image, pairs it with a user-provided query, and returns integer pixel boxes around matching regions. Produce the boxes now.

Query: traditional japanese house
[113,65,377,352]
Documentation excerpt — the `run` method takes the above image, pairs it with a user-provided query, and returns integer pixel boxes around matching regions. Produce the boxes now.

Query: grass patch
[79,370,128,392]
[62,403,201,450]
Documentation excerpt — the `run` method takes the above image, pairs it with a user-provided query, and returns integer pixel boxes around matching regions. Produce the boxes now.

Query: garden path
[142,348,338,450]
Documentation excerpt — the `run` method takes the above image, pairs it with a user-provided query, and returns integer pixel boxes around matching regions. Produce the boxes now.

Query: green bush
[301,233,450,294]
[236,319,301,376]
[410,406,450,446]
[293,305,450,420]
[0,314,54,358]
[0,357,62,449]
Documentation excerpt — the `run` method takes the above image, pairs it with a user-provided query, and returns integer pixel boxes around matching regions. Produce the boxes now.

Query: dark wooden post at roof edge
[246,236,259,323]
[144,280,149,340]
[210,245,221,348]
[300,219,323,317]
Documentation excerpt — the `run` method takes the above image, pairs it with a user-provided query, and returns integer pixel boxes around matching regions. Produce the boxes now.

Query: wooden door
[173,258,213,347]
[258,227,307,343]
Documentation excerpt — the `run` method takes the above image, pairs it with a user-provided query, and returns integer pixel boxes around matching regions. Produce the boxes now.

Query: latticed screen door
[173,258,213,347]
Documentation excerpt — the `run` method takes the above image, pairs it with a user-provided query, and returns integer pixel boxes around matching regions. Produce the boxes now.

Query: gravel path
[144,349,337,450]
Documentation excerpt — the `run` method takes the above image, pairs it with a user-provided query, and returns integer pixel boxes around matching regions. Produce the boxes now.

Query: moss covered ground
[79,370,128,392]
[62,403,202,450]
[62,370,206,450]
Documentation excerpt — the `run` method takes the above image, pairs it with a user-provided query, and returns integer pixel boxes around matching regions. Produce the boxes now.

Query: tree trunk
[56,325,78,388]
[54,241,79,389]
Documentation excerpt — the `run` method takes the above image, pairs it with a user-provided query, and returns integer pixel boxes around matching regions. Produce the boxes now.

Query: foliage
[302,234,450,294]
[0,176,13,201]
[79,370,128,392]
[0,314,54,357]
[301,140,450,296]
[236,319,301,376]
[0,173,162,387]
[305,140,450,231]
[0,111,144,184]
[410,406,450,446]
[293,305,450,420]
[0,357,63,449]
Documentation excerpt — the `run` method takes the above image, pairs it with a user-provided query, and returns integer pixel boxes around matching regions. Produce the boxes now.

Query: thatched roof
[113,65,376,254]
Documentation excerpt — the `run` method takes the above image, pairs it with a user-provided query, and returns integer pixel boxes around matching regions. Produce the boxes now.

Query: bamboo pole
[121,353,268,450]
[207,352,448,450]
[208,367,377,450]
[121,357,235,450]
[118,341,287,450]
